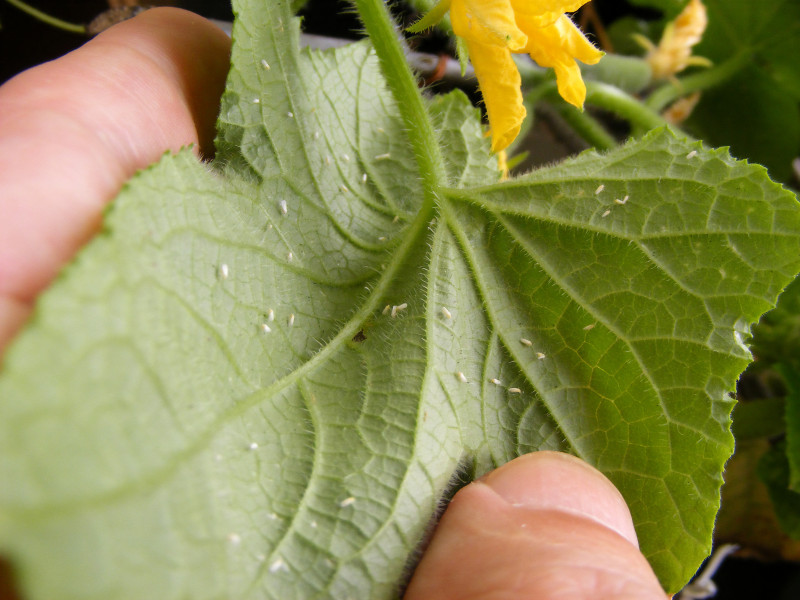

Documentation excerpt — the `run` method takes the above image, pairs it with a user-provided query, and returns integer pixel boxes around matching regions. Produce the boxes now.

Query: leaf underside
[2,0,800,598]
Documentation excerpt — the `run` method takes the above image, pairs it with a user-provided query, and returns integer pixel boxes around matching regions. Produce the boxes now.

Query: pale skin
[0,8,668,599]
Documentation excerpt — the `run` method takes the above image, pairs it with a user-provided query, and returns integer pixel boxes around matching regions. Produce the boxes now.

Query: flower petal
[518,14,602,108]
[520,14,602,65]
[557,15,604,65]
[510,0,591,26]
[551,60,588,109]
[466,38,525,152]
[451,0,527,50]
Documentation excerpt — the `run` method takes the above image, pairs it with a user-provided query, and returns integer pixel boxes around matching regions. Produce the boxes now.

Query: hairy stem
[351,0,447,211]
[528,80,668,139]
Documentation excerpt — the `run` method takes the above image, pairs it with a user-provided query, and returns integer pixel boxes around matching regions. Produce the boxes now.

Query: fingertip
[0,6,231,348]
[479,451,640,548]
[404,452,667,600]
[93,7,231,157]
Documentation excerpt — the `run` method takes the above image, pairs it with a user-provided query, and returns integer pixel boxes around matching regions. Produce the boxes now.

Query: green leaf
[758,440,800,539]
[686,0,800,182]
[699,0,800,99]
[731,397,786,441]
[778,365,800,492]
[749,274,800,370]
[2,1,800,598]
[749,274,800,490]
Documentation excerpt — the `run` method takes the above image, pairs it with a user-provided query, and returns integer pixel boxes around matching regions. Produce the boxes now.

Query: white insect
[391,303,408,318]
[287,252,293,261]
[340,185,349,193]
[342,153,350,162]
[361,173,368,184]
[227,533,241,545]
[687,150,698,159]
[536,352,546,360]
[279,199,288,215]
[490,378,502,386]
[508,387,522,394]
[440,306,452,319]
[260,323,271,333]
[595,184,605,195]
[601,209,611,218]
[583,323,596,331]
[288,313,295,327]
[456,371,468,383]
[374,153,391,161]
[249,442,259,450]
[339,497,356,508]
[267,308,275,322]
[324,155,332,165]
[287,112,294,118]
[261,59,270,70]
[269,558,287,573]
[382,304,391,315]
[313,131,320,140]
[615,196,629,205]
[253,98,260,104]
[219,264,229,279]
[520,338,532,347]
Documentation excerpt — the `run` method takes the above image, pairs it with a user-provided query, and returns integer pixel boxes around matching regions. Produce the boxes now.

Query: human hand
[404,451,668,599]
[0,7,230,350]
[0,9,667,599]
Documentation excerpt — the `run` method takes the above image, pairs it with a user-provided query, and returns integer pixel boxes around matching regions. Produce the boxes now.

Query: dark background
[0,0,658,85]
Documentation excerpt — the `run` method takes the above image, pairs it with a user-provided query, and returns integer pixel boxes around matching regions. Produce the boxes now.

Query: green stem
[550,103,617,151]
[4,0,86,34]
[585,81,667,132]
[645,50,752,113]
[351,0,447,211]
[528,80,667,137]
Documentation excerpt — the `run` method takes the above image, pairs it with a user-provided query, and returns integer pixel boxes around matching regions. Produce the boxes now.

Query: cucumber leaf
[2,0,800,598]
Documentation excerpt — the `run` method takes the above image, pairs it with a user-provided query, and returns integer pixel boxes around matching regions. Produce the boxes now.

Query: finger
[404,452,668,600]
[0,7,230,352]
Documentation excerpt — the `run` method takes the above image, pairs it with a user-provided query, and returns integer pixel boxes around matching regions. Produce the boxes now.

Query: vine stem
[551,103,617,151]
[351,0,447,215]
[4,0,86,34]
[585,81,668,131]
[528,80,667,137]
[644,50,752,113]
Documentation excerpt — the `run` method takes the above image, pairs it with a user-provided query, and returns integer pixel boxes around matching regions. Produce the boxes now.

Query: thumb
[0,8,230,352]
[404,451,668,600]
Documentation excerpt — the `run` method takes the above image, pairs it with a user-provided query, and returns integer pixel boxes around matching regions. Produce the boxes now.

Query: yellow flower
[633,0,712,80]
[411,0,604,152]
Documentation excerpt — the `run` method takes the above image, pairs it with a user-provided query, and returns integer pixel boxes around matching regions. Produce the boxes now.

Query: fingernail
[479,451,640,547]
